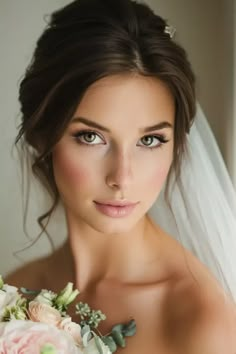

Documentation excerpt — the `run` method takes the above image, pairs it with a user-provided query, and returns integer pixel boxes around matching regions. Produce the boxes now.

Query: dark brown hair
[15,0,196,242]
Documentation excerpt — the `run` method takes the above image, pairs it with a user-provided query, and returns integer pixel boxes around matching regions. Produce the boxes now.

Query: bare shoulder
[4,256,50,290]
[163,248,236,353]
[147,222,236,352]
[184,294,236,354]
[4,244,71,292]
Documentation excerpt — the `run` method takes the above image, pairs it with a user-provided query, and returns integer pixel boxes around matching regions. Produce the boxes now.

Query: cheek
[64,163,88,186]
[52,147,90,191]
[147,151,173,190]
[149,165,169,189]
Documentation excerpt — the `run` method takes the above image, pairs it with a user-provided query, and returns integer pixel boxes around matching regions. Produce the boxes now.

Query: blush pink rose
[27,301,62,326]
[58,317,83,345]
[0,320,82,354]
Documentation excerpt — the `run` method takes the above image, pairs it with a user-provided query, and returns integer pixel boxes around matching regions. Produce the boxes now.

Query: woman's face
[52,74,175,234]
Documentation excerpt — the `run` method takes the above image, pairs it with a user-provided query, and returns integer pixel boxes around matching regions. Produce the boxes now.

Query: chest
[70,281,178,354]
[43,267,199,353]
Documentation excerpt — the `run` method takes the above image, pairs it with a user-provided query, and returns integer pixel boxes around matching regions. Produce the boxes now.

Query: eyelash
[71,130,169,150]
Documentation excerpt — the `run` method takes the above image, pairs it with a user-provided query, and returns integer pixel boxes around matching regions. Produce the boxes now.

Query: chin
[86,216,140,236]
[99,222,136,236]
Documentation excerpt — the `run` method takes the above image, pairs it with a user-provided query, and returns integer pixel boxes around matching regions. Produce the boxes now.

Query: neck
[60,213,162,292]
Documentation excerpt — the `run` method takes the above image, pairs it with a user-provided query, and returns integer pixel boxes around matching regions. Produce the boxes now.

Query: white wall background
[234,0,236,184]
[0,0,235,277]
[149,0,235,177]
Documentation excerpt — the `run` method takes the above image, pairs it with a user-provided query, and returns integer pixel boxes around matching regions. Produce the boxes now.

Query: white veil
[148,104,236,302]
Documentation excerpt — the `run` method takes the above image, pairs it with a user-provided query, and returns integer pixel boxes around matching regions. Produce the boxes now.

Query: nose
[105,150,133,192]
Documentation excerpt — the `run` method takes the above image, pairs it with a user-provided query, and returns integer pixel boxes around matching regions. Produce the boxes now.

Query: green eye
[83,132,97,143]
[139,135,169,149]
[141,136,155,146]
[73,131,104,145]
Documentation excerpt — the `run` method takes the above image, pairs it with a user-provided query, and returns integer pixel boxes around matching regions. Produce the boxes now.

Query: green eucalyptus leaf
[81,324,93,347]
[122,319,137,337]
[111,323,124,334]
[111,328,126,348]
[102,336,117,353]
[82,330,92,347]
[94,336,104,354]
[20,287,40,296]
[81,324,91,337]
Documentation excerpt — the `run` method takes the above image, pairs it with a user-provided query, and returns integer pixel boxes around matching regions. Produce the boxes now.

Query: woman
[6,0,236,352]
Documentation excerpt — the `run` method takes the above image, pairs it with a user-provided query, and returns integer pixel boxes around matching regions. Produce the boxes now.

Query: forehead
[73,74,175,129]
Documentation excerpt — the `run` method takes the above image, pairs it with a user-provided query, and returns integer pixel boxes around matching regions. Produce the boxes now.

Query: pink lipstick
[94,200,139,218]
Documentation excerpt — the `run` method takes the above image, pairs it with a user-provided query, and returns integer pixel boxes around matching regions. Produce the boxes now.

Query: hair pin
[164,25,176,39]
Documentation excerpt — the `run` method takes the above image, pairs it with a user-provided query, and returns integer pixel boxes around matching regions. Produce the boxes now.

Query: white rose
[0,284,20,319]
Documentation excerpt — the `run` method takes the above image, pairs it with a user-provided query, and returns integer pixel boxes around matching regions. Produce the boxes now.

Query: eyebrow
[71,116,173,133]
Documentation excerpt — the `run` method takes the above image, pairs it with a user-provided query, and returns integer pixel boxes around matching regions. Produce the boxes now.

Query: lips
[94,200,138,207]
[93,201,139,218]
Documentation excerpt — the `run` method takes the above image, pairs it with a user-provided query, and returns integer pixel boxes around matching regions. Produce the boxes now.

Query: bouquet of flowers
[0,276,136,353]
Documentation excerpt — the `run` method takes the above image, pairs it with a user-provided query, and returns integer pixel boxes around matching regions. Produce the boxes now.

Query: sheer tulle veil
[148,104,236,302]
